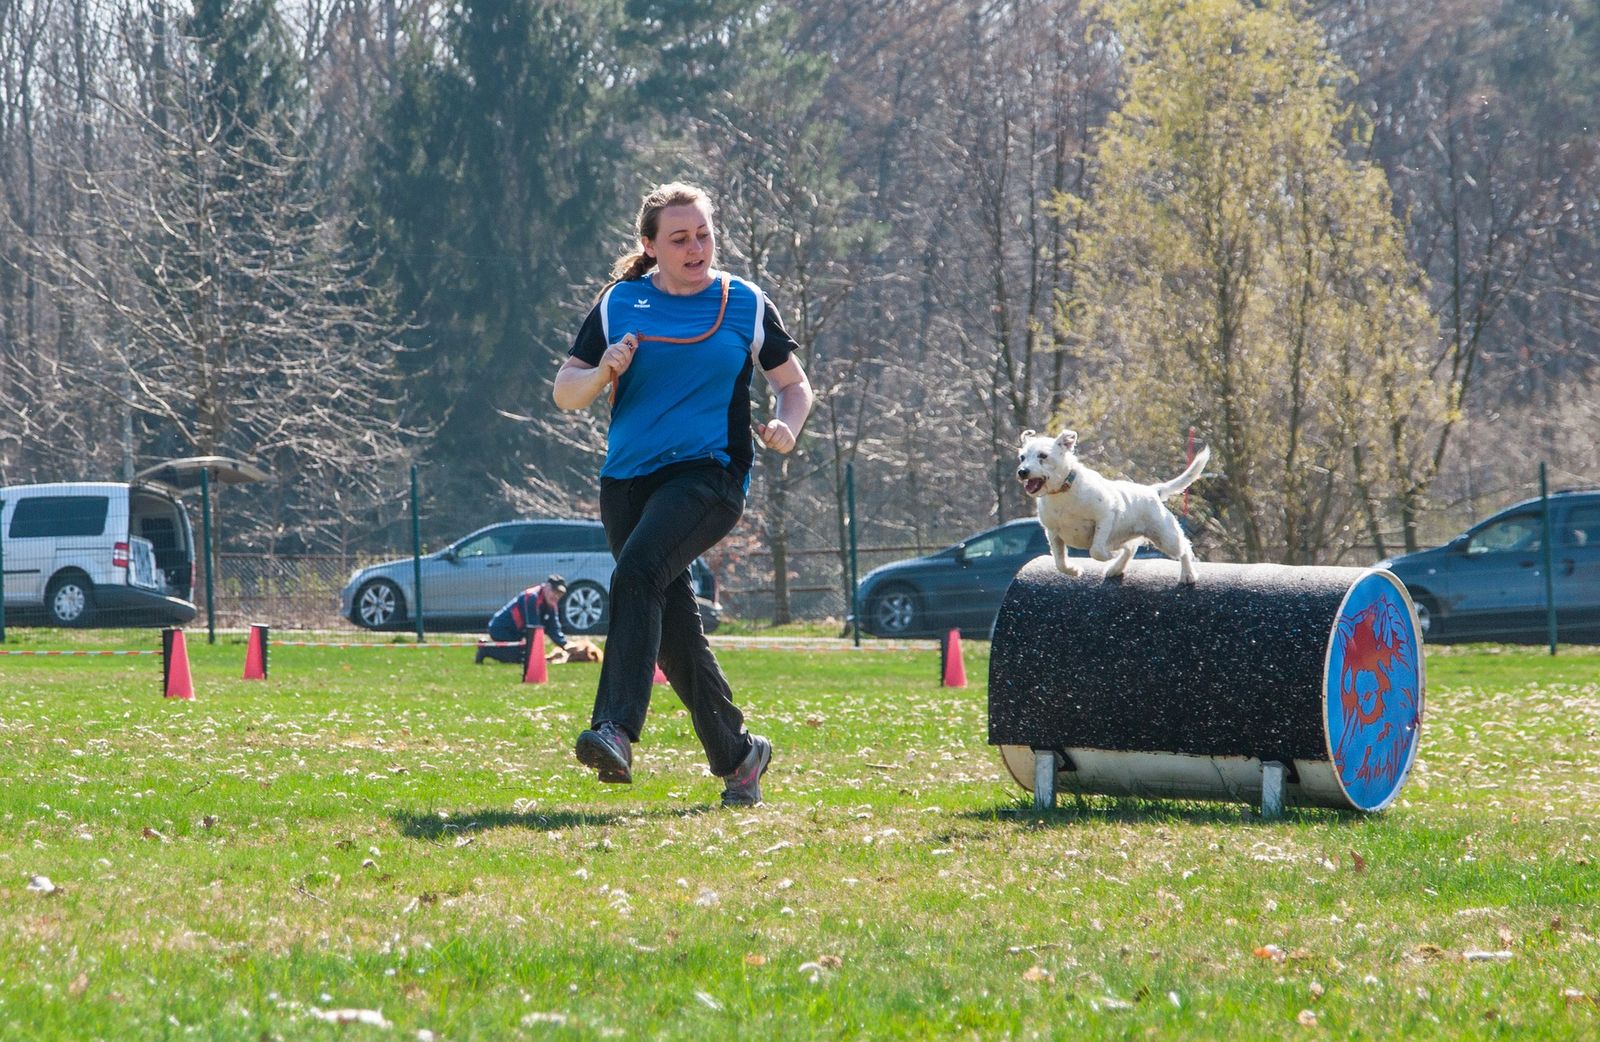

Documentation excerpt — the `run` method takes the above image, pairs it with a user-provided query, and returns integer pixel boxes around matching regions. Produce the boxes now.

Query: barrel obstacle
[988,558,1424,816]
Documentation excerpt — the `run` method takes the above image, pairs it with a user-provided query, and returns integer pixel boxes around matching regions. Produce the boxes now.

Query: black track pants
[591,461,751,776]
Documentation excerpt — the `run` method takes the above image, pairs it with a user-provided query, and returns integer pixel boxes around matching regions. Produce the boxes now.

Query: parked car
[1378,488,1600,643]
[1,476,198,627]
[853,518,1168,638]
[340,518,721,635]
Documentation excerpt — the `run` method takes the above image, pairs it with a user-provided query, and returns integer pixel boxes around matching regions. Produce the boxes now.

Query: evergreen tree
[363,0,629,518]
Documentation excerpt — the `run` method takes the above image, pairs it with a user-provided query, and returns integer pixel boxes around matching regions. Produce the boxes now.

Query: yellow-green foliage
[1063,0,1441,562]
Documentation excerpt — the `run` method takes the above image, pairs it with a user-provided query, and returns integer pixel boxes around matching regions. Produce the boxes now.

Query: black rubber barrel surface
[991,558,1367,765]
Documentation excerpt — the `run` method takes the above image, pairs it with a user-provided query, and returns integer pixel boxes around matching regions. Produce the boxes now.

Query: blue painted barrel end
[1324,570,1425,811]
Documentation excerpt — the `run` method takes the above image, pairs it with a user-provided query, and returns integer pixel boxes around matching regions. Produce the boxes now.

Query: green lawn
[1,631,1597,1040]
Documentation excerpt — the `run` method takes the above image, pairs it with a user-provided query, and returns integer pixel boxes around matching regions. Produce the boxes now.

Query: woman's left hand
[756,420,796,453]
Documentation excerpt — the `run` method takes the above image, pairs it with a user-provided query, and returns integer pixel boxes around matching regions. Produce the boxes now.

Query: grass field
[2,629,1598,1040]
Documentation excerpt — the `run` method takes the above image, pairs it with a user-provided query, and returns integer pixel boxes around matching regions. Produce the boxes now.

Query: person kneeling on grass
[476,576,568,664]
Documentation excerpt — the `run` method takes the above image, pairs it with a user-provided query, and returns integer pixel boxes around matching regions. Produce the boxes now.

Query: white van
[1,478,198,627]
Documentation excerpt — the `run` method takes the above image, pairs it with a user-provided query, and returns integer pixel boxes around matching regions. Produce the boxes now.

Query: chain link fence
[204,553,381,631]
[6,468,1592,646]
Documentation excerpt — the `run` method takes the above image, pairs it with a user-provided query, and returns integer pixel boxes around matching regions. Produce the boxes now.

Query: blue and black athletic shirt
[568,270,799,487]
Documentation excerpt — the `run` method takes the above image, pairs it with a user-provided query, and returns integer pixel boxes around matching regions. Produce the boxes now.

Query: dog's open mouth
[1023,477,1045,495]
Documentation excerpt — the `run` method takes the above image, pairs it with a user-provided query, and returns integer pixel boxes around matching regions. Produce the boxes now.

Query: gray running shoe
[720,735,772,807]
[575,722,633,784]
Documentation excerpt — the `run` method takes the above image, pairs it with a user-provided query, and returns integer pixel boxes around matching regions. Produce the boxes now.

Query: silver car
[340,518,720,635]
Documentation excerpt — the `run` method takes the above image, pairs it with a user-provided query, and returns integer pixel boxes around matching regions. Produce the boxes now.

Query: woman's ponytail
[609,250,657,282]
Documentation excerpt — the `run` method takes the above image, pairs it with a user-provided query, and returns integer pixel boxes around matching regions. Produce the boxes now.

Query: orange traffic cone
[522,628,548,684]
[653,662,668,685]
[163,627,194,700]
[242,623,269,680]
[941,628,967,688]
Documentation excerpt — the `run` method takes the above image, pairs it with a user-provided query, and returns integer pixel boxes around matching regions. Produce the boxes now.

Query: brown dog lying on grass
[547,638,603,665]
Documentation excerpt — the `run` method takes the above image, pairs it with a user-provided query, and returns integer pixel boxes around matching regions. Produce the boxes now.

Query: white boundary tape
[0,649,160,656]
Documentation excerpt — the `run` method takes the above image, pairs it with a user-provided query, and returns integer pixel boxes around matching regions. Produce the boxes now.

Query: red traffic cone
[522,628,548,684]
[941,628,967,688]
[162,627,194,700]
[242,623,269,680]
[653,662,668,685]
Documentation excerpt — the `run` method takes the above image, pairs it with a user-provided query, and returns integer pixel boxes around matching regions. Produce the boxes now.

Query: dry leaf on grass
[1022,966,1052,983]
[744,953,767,967]
[818,954,843,969]
[1296,1009,1318,1026]
[1253,944,1287,963]
[142,827,168,842]
[1561,988,1597,1007]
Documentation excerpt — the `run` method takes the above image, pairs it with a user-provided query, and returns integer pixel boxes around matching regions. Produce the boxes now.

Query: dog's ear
[1019,429,1035,444]
[1055,429,1078,452]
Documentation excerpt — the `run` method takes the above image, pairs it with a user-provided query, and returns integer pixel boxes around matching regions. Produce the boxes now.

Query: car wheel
[871,584,921,636]
[1411,592,1439,639]
[354,579,405,629]
[46,572,95,627]
[562,581,608,635]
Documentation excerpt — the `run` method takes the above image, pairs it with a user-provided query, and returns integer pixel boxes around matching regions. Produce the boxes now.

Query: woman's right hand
[602,334,638,377]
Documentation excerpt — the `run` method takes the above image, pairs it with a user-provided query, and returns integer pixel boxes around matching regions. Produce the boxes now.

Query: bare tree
[31,5,414,551]
[1324,0,1600,541]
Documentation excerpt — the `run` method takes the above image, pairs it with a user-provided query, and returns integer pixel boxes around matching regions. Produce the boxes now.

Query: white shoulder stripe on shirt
[744,275,767,363]
[598,283,620,345]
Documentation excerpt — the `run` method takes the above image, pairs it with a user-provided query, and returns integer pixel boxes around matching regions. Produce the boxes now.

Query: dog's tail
[1155,444,1210,499]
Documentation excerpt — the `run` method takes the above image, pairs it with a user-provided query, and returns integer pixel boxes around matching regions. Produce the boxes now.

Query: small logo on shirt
[632,299,651,309]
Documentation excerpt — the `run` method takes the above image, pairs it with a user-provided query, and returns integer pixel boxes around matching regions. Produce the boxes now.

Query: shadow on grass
[392,805,712,839]
[961,796,1362,829]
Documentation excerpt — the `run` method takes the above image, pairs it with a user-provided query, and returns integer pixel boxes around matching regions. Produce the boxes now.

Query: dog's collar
[1047,469,1078,495]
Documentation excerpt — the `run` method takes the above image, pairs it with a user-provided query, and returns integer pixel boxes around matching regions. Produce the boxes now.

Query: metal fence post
[1540,463,1557,656]
[848,462,860,647]
[411,465,425,643]
[0,502,7,643]
[202,468,216,644]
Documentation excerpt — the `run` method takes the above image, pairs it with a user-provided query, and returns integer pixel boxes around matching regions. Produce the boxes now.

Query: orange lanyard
[608,272,732,405]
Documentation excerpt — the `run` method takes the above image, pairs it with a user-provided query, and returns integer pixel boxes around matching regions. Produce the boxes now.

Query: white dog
[1016,429,1210,584]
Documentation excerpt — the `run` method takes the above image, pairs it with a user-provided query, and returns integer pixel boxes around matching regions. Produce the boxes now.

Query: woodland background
[1,0,1596,619]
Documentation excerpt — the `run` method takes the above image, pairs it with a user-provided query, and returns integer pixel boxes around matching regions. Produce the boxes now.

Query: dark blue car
[1378,489,1600,643]
[853,518,1165,638]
